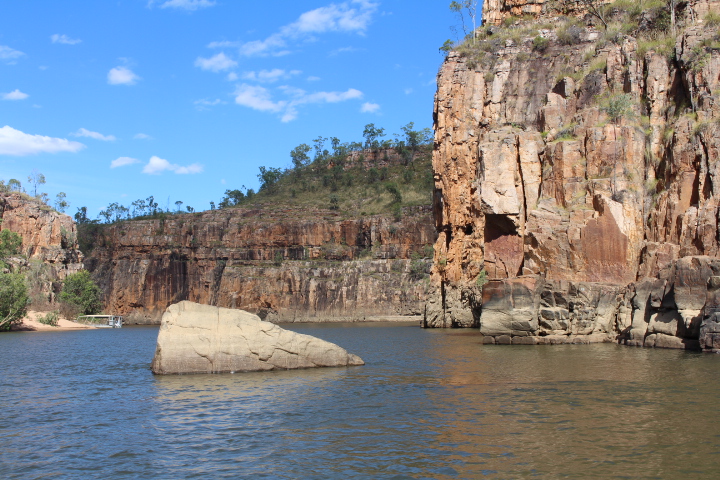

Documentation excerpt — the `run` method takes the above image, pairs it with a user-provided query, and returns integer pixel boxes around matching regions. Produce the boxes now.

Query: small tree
[0,228,23,264]
[7,179,22,192]
[439,39,454,57]
[55,192,69,213]
[568,0,608,29]
[59,270,103,317]
[362,123,385,151]
[27,170,46,197]
[219,189,245,208]
[290,143,311,171]
[0,272,28,331]
[257,166,283,193]
[449,0,479,43]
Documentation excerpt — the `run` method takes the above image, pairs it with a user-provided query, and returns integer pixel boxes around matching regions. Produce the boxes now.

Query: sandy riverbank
[11,311,96,332]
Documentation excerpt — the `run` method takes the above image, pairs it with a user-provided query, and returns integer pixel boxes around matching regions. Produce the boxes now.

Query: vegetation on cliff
[0,226,28,331]
[75,122,434,254]
[76,122,433,231]
[426,0,720,342]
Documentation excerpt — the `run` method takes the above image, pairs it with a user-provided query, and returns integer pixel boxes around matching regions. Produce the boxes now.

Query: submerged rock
[151,301,364,374]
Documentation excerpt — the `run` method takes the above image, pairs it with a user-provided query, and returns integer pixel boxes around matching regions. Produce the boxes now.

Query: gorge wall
[425,0,720,351]
[0,193,84,304]
[85,205,436,324]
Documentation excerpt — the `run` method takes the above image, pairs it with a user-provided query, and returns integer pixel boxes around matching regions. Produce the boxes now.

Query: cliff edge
[426,0,720,350]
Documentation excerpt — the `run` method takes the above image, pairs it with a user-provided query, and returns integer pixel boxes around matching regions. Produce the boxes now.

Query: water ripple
[1,324,720,479]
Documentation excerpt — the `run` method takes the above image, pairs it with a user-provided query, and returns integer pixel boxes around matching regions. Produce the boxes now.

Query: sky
[0,0,459,217]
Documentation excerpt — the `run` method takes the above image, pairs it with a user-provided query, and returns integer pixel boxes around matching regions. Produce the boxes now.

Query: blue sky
[1,0,457,217]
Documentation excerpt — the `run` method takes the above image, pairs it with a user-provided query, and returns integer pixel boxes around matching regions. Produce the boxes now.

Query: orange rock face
[0,193,84,304]
[427,9,720,348]
[85,206,437,323]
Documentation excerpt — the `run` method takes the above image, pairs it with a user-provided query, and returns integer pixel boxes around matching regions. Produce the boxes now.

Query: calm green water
[1,323,719,479]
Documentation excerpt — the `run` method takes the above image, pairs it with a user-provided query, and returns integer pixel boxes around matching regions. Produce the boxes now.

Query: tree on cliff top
[450,0,480,43]
[27,170,46,198]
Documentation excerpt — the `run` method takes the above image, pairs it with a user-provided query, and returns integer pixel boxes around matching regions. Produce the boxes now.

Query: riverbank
[11,311,96,332]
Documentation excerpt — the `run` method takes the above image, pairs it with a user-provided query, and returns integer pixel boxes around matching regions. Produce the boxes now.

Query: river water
[1,323,719,479]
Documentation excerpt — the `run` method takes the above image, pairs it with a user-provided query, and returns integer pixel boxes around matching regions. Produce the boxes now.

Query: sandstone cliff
[0,193,84,304]
[85,205,436,324]
[426,0,720,350]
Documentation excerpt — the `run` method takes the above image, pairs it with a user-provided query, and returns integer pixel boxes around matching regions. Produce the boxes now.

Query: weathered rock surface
[0,193,84,303]
[427,1,720,351]
[85,205,436,323]
[151,301,364,374]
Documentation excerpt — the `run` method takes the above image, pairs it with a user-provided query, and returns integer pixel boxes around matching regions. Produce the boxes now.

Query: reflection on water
[1,323,719,479]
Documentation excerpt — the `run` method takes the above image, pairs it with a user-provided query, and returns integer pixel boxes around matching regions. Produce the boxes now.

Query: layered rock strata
[0,193,84,303]
[151,301,364,374]
[427,1,720,350]
[86,206,436,324]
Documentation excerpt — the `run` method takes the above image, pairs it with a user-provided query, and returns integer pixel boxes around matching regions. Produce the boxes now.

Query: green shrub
[557,24,584,46]
[409,259,429,280]
[706,11,720,27]
[0,272,28,331]
[476,269,489,288]
[0,229,22,264]
[532,35,549,52]
[385,183,403,204]
[38,311,60,327]
[59,270,102,317]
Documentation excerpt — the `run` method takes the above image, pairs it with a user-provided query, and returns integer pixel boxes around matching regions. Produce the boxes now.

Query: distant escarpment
[0,192,84,304]
[84,205,436,324]
[426,0,720,351]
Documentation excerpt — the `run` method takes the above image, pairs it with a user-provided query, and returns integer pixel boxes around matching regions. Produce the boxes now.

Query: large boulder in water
[151,301,364,374]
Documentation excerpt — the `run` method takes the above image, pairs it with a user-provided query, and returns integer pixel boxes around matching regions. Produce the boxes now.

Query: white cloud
[134,133,153,140]
[195,52,237,72]
[194,98,225,110]
[0,45,24,63]
[234,84,286,113]
[241,69,301,83]
[51,34,82,45]
[239,34,287,57]
[2,89,29,100]
[208,40,240,48]
[0,125,85,156]
[239,1,378,57]
[307,76,321,82]
[110,156,140,168]
[296,88,363,105]
[226,72,238,81]
[108,66,140,85]
[282,1,378,36]
[151,0,216,10]
[234,84,362,122]
[142,155,203,175]
[329,46,359,56]
[72,128,116,141]
[360,102,380,113]
[404,88,413,95]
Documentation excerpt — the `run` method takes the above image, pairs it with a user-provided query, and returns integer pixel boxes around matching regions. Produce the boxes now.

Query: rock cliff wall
[0,193,84,303]
[85,206,436,324]
[426,0,720,350]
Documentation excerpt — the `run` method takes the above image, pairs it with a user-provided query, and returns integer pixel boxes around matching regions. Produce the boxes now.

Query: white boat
[76,315,123,328]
